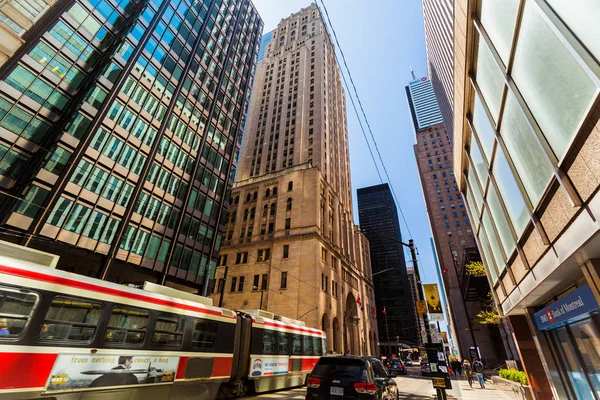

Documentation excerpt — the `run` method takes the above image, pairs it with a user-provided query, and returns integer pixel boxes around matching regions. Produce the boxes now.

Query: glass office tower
[0,0,262,292]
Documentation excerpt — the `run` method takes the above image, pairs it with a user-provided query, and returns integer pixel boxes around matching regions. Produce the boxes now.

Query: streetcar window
[303,335,313,355]
[152,313,184,347]
[41,296,103,342]
[192,319,218,350]
[292,334,302,354]
[0,287,38,338]
[277,331,288,354]
[263,331,276,354]
[313,337,322,355]
[105,306,149,346]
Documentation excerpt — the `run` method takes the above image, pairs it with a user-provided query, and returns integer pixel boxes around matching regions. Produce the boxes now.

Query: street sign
[425,342,452,390]
[416,300,427,314]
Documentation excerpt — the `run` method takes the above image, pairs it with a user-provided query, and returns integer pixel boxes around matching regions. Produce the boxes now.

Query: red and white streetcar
[0,244,325,400]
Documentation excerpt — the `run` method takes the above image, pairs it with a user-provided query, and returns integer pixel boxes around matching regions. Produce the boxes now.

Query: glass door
[553,326,596,399]
[569,319,600,398]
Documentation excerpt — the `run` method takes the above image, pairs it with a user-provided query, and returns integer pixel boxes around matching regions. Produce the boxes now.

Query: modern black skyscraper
[0,0,262,293]
[357,183,418,350]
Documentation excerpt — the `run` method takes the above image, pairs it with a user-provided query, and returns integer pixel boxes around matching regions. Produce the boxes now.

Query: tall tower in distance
[408,76,508,365]
[421,0,454,138]
[211,4,377,356]
[357,184,419,350]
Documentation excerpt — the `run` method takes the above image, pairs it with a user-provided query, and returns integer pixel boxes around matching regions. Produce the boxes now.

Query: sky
[251,0,451,331]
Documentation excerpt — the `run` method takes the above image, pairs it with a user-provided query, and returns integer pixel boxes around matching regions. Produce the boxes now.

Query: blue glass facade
[0,0,263,290]
[256,30,272,62]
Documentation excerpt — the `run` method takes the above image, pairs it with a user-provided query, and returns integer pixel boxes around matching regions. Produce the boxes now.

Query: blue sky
[251,0,450,329]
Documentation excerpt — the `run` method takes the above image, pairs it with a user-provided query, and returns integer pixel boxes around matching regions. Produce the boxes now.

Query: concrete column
[507,314,557,400]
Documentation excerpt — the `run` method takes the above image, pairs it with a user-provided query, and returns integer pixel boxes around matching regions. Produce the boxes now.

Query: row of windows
[0,287,218,350]
[261,330,323,356]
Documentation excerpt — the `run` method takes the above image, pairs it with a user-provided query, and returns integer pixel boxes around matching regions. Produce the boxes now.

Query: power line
[316,0,413,240]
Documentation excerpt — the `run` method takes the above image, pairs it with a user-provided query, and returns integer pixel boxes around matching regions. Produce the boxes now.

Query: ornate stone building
[210,4,377,355]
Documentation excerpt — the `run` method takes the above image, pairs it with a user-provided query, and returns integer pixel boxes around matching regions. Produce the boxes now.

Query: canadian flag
[356,296,364,311]
[382,306,387,315]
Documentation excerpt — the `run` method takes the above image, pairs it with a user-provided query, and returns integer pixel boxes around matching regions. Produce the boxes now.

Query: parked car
[387,359,407,376]
[404,358,412,366]
[420,361,431,376]
[306,355,399,399]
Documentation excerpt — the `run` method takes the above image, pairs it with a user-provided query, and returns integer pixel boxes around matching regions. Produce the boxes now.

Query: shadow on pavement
[397,392,434,399]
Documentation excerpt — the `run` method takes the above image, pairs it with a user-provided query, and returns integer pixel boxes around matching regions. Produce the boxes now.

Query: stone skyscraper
[211,4,377,356]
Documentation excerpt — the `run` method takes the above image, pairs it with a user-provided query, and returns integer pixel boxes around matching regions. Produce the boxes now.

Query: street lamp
[253,285,264,309]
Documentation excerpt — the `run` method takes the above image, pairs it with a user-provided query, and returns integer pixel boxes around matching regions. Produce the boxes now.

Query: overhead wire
[315,0,413,240]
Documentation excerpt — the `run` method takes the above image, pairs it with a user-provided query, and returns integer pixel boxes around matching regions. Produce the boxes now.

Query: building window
[285,218,291,230]
[253,275,259,290]
[286,197,292,211]
[288,181,293,191]
[257,249,263,262]
[283,244,289,258]
[261,274,268,290]
[238,276,244,292]
[280,272,287,289]
[230,277,237,293]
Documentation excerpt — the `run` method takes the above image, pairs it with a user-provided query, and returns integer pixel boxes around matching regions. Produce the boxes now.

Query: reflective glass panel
[547,0,600,62]
[477,224,498,283]
[482,208,506,274]
[486,183,515,256]
[512,1,598,160]
[469,130,488,188]
[553,326,595,399]
[569,319,600,397]
[479,0,519,63]
[472,93,496,160]
[500,91,553,205]
[475,34,505,122]
[492,146,529,235]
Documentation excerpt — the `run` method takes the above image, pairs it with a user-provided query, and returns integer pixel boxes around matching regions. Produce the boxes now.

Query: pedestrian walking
[462,360,473,388]
[472,358,485,388]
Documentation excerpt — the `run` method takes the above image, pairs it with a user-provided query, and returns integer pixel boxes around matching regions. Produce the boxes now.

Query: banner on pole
[423,284,444,320]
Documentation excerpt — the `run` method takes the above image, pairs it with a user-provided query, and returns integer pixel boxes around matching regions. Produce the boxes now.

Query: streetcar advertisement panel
[45,354,179,391]
[250,356,289,376]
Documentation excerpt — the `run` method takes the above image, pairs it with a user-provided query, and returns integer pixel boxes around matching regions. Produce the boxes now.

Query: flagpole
[384,307,391,357]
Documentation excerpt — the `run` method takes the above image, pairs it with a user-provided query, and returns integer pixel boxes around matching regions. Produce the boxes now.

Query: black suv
[306,355,399,399]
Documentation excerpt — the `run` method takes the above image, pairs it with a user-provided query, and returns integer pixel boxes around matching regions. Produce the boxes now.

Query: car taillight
[307,376,320,388]
[354,382,377,394]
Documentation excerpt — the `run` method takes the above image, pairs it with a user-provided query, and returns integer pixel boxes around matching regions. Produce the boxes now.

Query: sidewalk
[446,376,514,400]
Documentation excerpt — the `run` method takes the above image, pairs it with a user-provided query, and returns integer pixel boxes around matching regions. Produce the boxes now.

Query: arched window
[263,204,269,217]
[265,188,271,197]
[288,181,293,191]
[253,191,258,200]
[250,207,255,219]
[286,198,292,211]
[270,203,276,216]
[272,186,278,195]
[234,196,239,204]
[246,193,251,202]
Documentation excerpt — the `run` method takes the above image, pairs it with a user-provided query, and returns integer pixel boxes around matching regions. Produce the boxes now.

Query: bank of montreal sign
[533,284,600,331]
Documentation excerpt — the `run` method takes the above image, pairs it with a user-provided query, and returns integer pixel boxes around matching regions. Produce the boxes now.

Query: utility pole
[409,239,432,344]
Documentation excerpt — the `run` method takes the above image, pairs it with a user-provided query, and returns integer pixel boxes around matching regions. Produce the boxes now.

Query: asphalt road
[243,365,434,399]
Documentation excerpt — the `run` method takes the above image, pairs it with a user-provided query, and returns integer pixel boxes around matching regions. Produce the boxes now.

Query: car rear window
[311,358,366,379]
